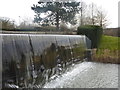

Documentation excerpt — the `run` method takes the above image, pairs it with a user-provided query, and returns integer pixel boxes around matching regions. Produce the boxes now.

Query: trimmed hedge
[77,25,103,48]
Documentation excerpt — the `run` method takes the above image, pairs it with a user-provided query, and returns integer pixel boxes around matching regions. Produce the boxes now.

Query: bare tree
[79,3,97,26]
[88,3,97,25]
[95,8,108,28]
[79,1,87,25]
[91,3,95,25]
[17,17,35,29]
[80,3,108,28]
[0,17,15,30]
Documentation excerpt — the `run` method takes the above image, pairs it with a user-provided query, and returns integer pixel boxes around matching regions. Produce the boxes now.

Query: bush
[77,25,103,48]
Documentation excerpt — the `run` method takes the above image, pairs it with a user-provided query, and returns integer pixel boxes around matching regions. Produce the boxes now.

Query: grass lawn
[92,35,120,63]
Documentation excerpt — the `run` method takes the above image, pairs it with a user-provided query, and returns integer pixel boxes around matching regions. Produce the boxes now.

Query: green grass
[98,35,119,50]
[92,35,120,63]
[96,35,119,55]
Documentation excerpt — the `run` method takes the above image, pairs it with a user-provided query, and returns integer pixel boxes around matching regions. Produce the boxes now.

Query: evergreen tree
[31,1,80,30]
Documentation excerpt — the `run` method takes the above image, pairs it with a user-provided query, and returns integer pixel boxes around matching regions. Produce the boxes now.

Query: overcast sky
[0,0,119,28]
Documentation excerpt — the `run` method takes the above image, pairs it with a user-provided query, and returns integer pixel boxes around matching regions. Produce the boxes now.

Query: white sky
[0,0,119,28]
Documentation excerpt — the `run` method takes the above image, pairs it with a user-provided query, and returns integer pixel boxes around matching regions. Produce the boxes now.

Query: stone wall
[103,28,120,37]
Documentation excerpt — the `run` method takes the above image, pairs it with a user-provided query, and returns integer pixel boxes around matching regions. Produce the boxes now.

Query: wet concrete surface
[43,61,118,88]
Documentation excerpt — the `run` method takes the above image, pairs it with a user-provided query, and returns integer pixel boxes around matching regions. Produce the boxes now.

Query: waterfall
[1,34,91,88]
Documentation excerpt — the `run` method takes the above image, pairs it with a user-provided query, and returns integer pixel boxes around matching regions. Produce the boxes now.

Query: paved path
[43,61,118,88]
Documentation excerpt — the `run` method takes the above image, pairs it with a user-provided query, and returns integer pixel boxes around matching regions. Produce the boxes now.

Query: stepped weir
[1,34,91,88]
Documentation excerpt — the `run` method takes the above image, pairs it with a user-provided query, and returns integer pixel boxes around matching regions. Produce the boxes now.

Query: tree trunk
[56,11,59,30]
[80,8,83,26]
[100,13,103,27]
[91,3,95,25]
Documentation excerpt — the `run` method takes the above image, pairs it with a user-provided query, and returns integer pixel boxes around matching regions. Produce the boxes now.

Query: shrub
[77,25,103,48]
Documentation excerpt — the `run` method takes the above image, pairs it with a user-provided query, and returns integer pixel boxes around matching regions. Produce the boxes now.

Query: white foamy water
[43,61,118,88]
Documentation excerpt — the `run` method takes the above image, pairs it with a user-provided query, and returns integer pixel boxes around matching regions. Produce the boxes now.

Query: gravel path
[43,61,118,88]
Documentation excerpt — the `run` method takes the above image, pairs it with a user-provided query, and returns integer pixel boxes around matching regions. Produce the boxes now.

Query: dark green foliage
[31,1,80,30]
[77,25,103,48]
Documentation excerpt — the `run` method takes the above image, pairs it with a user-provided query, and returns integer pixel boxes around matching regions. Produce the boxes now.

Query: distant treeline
[1,26,73,32]
[1,28,35,31]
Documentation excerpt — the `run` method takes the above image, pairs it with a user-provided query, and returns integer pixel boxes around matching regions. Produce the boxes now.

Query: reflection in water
[2,34,91,88]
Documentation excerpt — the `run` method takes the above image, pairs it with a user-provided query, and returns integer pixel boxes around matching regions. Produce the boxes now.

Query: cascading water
[1,34,91,89]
